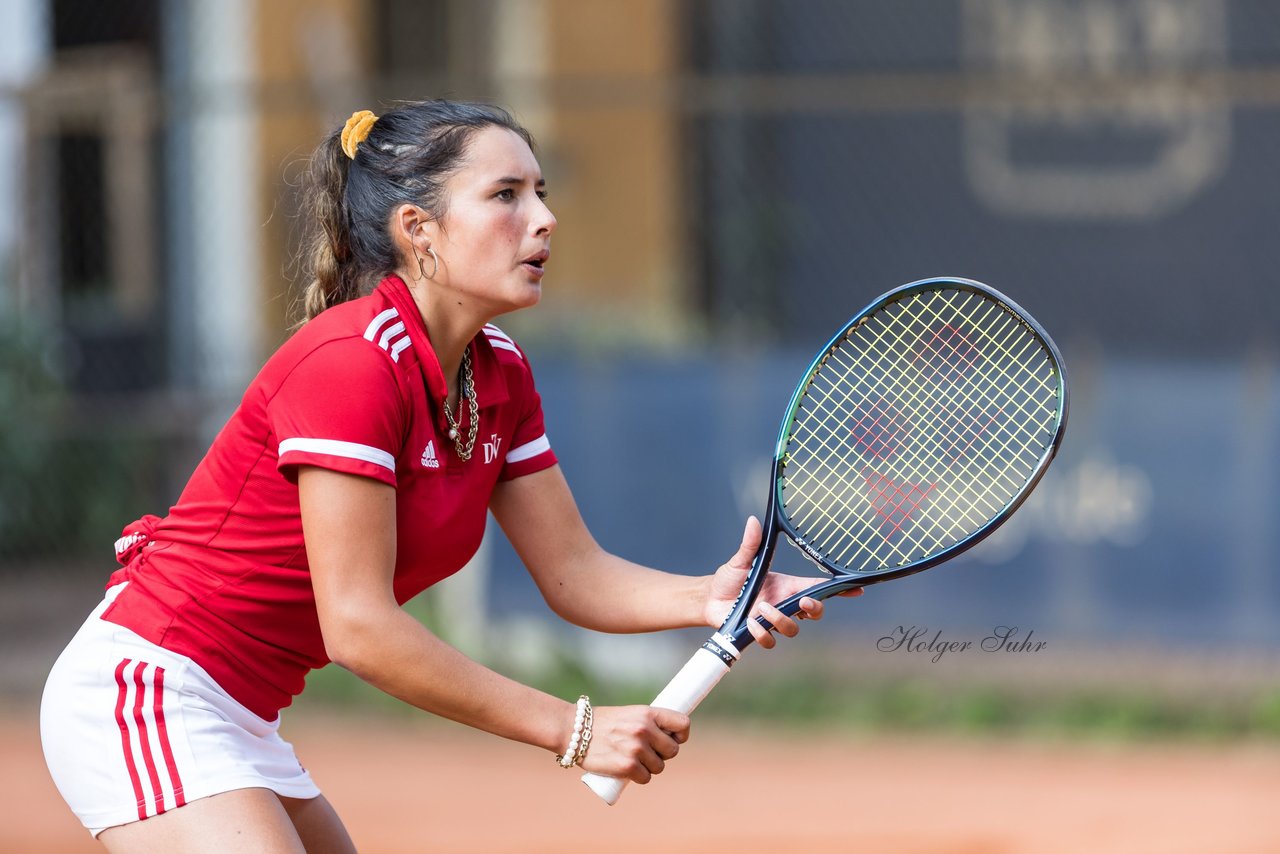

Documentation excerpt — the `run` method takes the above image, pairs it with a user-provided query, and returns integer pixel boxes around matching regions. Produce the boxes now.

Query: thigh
[99,788,304,854]
[280,794,357,854]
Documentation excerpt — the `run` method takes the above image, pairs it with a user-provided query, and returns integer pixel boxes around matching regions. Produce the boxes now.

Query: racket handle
[581,643,733,805]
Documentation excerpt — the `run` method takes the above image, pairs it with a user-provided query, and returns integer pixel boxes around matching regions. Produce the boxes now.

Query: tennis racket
[582,277,1068,804]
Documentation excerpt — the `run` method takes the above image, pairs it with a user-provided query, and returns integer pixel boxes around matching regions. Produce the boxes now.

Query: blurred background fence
[1,0,1278,718]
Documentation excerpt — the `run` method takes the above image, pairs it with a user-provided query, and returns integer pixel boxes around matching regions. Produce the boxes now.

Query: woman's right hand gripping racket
[582,277,1069,805]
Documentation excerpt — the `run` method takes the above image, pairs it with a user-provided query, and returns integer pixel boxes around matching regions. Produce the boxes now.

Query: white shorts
[40,583,320,837]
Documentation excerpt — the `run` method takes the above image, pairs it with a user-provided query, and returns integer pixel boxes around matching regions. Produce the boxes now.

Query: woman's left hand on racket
[704,516,863,648]
[584,519,843,784]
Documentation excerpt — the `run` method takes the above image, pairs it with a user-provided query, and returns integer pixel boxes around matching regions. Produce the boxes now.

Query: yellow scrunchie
[340,109,379,160]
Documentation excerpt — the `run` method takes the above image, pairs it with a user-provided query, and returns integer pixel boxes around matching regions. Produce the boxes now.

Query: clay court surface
[7,707,1279,854]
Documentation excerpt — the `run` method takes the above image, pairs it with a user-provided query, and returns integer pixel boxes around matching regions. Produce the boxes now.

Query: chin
[511,283,542,310]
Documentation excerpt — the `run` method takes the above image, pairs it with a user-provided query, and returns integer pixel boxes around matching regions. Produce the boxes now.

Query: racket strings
[864,292,1049,451]
[790,373,997,569]
[846,306,1047,552]
[804,308,1051,566]
[798,295,1056,566]
[886,297,1057,494]
[788,308,1031,560]
[789,367,1022,568]
[914,295,1057,442]
[795,352,1013,566]
[788,356,958,567]
[780,289,1060,572]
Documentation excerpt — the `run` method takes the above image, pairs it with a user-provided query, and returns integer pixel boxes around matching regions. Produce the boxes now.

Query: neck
[428,320,474,402]
[400,272,485,400]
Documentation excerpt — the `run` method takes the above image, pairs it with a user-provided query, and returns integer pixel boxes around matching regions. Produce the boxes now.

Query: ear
[389,204,436,257]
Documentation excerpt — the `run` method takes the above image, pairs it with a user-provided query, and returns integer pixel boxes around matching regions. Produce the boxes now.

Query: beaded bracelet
[556,695,594,768]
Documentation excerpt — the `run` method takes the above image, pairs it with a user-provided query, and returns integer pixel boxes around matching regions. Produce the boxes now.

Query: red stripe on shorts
[152,666,186,807]
[132,662,166,815]
[113,659,148,820]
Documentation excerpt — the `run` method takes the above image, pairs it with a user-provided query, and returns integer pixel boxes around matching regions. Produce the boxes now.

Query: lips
[520,249,549,269]
[520,249,549,280]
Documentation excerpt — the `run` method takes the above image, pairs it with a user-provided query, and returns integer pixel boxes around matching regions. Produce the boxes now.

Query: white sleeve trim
[505,434,551,464]
[278,438,396,472]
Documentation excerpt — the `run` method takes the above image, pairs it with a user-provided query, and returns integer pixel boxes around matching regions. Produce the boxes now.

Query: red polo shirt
[102,275,557,720]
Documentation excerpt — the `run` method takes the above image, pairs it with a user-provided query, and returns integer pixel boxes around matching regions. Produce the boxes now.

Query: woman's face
[423,126,556,316]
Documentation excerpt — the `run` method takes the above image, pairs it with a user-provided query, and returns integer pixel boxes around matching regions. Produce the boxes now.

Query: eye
[495,188,516,201]
[536,189,549,201]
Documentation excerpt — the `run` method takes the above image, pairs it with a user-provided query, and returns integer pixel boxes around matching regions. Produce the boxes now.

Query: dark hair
[297,99,534,322]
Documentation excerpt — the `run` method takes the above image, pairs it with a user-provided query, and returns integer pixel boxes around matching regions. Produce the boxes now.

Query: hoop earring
[416,246,439,281]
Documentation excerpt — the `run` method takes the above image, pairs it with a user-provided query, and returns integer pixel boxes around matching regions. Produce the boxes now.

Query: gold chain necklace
[442,347,479,460]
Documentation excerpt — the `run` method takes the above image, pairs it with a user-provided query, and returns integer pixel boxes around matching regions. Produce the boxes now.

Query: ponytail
[297,129,361,323]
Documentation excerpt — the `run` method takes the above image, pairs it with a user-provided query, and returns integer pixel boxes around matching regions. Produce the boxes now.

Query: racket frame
[722,277,1069,648]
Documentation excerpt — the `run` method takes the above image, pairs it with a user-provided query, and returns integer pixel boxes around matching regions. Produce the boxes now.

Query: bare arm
[489,465,710,633]
[490,465,855,645]
[299,466,688,782]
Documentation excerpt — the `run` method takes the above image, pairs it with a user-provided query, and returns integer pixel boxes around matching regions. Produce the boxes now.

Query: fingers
[747,603,780,648]
[747,621,777,648]
[748,596,830,648]
[796,596,823,621]
[728,516,762,571]
[639,726,685,774]
[631,715,686,782]
[630,766,653,785]
[637,747,665,778]
[653,708,691,743]
[585,707,692,785]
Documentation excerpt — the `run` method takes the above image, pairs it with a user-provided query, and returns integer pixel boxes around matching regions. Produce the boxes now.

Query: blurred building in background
[1,1,1277,660]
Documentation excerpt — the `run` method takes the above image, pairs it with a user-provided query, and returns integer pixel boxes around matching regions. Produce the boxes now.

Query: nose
[532,197,557,237]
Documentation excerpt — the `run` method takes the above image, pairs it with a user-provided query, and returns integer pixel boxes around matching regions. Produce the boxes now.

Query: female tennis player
[39,100,851,851]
